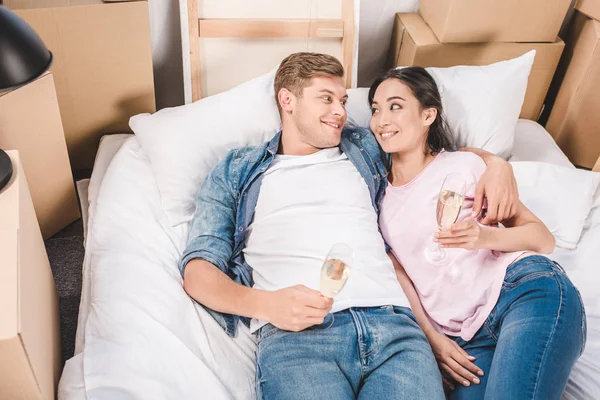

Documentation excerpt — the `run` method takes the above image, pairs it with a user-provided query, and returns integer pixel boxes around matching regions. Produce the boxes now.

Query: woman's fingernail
[468,356,476,360]
[478,371,484,376]
[473,378,480,384]
[464,380,470,386]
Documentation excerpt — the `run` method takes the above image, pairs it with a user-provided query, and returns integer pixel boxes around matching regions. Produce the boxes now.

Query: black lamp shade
[0,5,53,191]
[0,5,53,90]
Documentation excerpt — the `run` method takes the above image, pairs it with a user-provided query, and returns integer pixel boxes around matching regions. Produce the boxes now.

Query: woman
[370,67,586,400]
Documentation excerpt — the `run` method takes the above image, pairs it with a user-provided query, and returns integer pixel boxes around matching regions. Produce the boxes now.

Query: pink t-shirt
[379,151,523,340]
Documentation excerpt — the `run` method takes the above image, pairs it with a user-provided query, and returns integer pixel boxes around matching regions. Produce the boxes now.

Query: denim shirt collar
[266,131,282,156]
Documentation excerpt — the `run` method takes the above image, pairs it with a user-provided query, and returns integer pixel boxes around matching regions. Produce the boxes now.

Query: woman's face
[369,78,435,155]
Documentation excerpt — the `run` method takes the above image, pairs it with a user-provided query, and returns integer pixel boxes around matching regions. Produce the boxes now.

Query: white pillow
[132,52,533,227]
[511,161,600,250]
[130,69,282,226]
[345,51,536,159]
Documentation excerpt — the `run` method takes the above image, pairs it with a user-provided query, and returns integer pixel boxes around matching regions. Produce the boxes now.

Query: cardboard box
[0,72,80,239]
[9,0,155,171]
[576,0,600,21]
[419,0,572,43]
[0,151,62,400]
[546,12,600,169]
[389,13,565,121]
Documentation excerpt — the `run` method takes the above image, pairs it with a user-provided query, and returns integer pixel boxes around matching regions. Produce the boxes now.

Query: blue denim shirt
[178,126,389,337]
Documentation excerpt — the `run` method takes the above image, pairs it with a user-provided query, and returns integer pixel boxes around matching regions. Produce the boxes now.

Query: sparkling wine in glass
[320,243,353,298]
[424,173,466,265]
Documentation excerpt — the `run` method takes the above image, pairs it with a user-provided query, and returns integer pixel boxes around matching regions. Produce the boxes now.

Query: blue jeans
[256,306,445,399]
[450,256,587,400]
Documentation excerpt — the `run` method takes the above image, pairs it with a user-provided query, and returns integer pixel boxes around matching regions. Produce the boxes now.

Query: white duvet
[59,136,600,399]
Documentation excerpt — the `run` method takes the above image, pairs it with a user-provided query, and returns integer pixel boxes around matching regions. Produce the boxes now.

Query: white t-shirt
[243,147,409,332]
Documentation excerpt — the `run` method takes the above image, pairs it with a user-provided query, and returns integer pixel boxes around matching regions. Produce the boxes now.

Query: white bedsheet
[61,137,257,400]
[555,183,600,399]
[60,122,600,399]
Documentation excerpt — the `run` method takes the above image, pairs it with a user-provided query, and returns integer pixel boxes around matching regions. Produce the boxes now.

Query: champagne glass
[424,173,467,265]
[320,243,353,298]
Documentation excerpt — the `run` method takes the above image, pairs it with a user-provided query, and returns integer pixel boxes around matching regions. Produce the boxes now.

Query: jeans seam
[255,354,264,399]
[531,273,563,399]
[574,288,587,355]
[484,319,498,342]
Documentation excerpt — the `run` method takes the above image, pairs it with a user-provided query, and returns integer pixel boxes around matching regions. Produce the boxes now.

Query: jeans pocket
[306,313,335,331]
[502,258,555,289]
[391,306,419,325]
[258,323,280,343]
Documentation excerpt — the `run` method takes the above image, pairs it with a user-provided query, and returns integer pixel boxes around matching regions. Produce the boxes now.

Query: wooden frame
[593,155,600,172]
[186,0,356,101]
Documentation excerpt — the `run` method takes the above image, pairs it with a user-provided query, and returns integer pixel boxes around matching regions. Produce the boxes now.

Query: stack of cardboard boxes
[388,0,571,121]
[1,2,155,399]
[545,0,600,171]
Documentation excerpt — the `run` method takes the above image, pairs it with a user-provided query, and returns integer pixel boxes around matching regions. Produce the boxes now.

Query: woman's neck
[389,147,437,186]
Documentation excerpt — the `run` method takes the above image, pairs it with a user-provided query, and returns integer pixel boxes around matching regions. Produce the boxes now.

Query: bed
[57,118,600,400]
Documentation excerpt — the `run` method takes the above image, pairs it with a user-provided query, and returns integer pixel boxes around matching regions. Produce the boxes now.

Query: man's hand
[473,156,519,225]
[262,285,333,332]
[427,331,483,389]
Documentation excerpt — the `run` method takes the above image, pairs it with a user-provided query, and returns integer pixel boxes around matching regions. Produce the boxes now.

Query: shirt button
[238,227,243,232]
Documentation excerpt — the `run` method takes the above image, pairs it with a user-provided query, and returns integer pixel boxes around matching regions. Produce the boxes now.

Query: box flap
[576,0,600,23]
[398,13,439,46]
[420,0,571,43]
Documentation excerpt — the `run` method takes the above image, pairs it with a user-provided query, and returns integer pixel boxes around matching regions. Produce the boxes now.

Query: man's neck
[279,125,321,156]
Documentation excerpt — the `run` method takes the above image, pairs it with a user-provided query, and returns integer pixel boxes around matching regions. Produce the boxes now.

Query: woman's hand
[426,331,484,388]
[434,218,490,250]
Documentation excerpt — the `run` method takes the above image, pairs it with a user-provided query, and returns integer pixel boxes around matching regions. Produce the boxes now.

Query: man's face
[288,76,348,150]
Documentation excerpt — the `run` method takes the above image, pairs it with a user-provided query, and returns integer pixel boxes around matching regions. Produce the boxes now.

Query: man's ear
[278,88,295,113]
[423,108,438,127]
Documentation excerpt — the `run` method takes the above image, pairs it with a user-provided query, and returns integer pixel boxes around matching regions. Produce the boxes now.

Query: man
[179,52,518,399]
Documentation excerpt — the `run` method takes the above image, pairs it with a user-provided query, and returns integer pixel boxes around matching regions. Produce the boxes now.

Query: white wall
[357,0,419,87]
[148,0,184,110]
[148,0,417,108]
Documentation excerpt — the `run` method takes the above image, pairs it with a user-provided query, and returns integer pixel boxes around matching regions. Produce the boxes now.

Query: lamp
[0,5,53,190]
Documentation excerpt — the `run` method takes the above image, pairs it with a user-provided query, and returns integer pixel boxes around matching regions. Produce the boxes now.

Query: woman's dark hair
[368,66,455,155]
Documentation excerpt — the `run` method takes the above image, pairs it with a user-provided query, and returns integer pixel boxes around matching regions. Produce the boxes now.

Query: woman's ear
[423,108,438,127]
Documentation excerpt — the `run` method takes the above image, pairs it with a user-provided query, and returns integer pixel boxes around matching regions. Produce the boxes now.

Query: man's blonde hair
[274,52,344,113]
